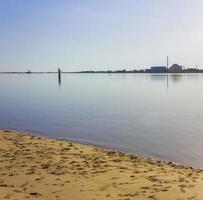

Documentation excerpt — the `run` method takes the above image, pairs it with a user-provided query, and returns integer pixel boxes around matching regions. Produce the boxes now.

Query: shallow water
[1,73,203,168]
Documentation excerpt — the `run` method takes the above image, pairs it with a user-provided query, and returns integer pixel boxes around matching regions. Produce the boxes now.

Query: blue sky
[0,0,203,72]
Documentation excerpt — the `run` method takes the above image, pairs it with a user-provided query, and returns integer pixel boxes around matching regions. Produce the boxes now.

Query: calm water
[1,73,203,168]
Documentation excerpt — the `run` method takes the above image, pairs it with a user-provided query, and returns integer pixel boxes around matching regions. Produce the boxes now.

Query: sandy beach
[0,129,203,200]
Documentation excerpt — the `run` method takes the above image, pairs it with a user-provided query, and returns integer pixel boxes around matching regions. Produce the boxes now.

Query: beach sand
[0,129,203,200]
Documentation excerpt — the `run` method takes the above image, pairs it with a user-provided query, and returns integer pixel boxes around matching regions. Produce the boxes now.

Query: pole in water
[58,68,61,87]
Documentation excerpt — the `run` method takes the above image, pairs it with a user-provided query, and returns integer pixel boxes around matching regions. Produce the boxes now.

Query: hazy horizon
[1,0,203,72]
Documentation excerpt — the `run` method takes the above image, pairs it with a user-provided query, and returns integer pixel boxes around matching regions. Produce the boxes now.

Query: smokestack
[167,56,169,70]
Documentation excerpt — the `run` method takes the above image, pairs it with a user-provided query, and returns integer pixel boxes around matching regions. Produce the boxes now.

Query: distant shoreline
[1,71,203,74]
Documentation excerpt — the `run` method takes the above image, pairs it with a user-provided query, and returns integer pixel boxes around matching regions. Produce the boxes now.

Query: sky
[0,0,203,72]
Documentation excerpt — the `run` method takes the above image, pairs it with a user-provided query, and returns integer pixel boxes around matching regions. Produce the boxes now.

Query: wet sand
[0,129,203,200]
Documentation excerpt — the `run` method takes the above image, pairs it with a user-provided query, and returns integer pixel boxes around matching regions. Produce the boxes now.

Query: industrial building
[168,64,182,73]
[148,66,167,73]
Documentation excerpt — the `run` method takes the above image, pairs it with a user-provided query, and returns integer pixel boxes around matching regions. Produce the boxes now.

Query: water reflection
[150,73,184,83]
[150,73,188,91]
[170,74,183,83]
[150,74,168,82]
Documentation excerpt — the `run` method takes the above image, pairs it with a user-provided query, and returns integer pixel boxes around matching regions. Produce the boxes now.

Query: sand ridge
[0,129,203,200]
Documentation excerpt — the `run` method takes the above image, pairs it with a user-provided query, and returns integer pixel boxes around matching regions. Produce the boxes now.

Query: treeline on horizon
[1,67,203,74]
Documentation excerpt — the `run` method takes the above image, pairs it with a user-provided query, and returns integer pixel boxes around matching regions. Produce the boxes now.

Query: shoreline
[1,129,203,199]
[10,128,202,171]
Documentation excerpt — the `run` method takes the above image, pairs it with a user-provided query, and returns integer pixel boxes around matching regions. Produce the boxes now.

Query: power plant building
[150,66,167,73]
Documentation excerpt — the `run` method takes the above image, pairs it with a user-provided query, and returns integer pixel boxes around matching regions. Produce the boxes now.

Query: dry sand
[0,129,203,200]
